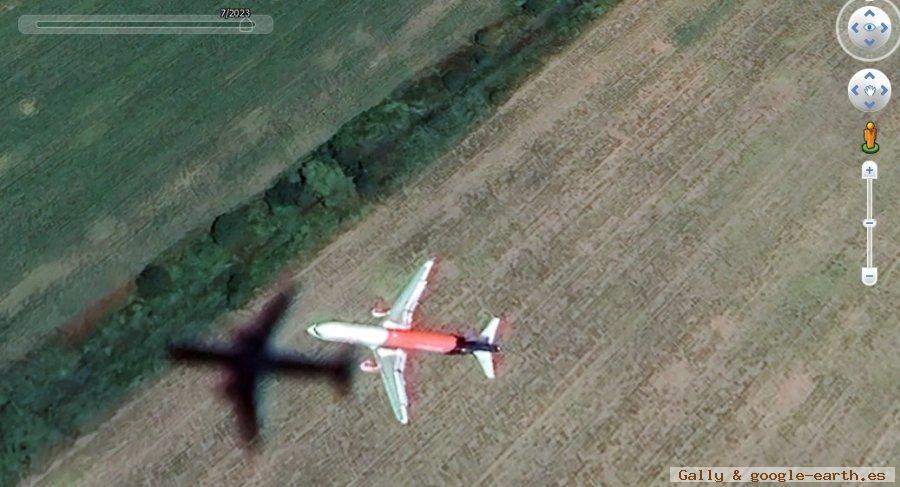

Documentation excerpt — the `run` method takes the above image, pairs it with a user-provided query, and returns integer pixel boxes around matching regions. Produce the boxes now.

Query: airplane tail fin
[473,316,501,379]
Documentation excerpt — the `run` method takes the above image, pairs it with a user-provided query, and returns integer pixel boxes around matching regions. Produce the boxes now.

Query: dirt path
[27,0,899,484]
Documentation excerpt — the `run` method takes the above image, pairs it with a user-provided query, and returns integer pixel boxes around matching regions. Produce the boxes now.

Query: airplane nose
[307,325,319,337]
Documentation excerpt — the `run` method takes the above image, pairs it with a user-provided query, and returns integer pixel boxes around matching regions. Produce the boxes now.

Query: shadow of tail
[328,349,356,397]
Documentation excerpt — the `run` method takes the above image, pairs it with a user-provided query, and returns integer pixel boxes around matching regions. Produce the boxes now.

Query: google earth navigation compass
[837,0,900,62]
[849,6,892,50]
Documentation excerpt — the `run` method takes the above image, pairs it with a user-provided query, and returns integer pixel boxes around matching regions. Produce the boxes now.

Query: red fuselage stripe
[383,330,458,353]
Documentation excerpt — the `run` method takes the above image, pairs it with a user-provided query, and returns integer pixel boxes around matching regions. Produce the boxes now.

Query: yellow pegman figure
[863,121,879,154]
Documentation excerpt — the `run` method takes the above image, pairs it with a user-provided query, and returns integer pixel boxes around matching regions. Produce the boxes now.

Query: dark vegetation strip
[0,0,620,483]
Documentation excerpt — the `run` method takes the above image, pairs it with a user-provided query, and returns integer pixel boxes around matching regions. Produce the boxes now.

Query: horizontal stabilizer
[474,317,501,379]
[473,350,495,379]
[480,316,500,344]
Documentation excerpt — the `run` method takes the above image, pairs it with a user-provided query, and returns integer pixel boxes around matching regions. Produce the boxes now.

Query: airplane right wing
[384,259,435,329]
[374,347,409,424]
[235,290,291,347]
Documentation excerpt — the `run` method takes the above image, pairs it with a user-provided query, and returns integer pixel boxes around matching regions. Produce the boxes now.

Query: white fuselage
[308,321,463,354]
[308,322,387,348]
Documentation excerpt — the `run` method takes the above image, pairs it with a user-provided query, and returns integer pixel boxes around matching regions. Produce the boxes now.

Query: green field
[1,1,626,483]
[0,0,514,366]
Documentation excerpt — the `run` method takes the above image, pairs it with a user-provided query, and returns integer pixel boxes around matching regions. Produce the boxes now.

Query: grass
[0,0,513,366]
[0,0,622,483]
[671,0,737,47]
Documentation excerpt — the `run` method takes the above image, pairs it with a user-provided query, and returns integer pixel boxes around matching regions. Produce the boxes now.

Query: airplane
[168,289,353,443]
[306,259,503,424]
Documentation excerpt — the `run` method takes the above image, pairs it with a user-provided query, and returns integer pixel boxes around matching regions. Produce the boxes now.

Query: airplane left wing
[384,259,434,329]
[374,348,409,424]
[223,376,260,443]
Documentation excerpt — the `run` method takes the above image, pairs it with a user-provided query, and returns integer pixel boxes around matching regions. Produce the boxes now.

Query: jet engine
[371,303,390,318]
[359,359,379,373]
